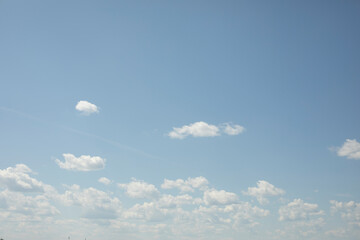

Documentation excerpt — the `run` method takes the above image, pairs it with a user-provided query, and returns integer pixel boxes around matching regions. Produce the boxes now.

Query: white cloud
[123,202,170,221]
[336,139,360,160]
[157,194,193,208]
[0,164,47,192]
[243,180,285,204]
[278,199,324,221]
[330,200,360,222]
[168,121,245,139]
[224,202,270,227]
[222,123,245,135]
[55,153,106,171]
[0,190,60,217]
[59,184,121,219]
[98,177,111,185]
[161,176,209,192]
[118,179,160,199]
[75,100,99,115]
[168,121,220,139]
[203,189,238,205]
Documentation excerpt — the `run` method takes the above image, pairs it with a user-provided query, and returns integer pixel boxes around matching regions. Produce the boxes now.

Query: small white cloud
[98,177,111,185]
[278,199,324,221]
[118,179,160,199]
[168,121,245,139]
[336,139,360,160]
[55,153,106,171]
[168,121,220,139]
[161,176,209,192]
[75,100,99,115]
[243,180,285,204]
[203,189,238,205]
[222,123,245,135]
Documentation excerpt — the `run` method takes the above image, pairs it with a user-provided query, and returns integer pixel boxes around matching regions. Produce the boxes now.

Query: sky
[0,0,360,239]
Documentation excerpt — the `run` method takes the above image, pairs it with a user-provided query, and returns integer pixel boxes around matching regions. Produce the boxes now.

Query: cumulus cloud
[98,177,111,185]
[243,180,285,204]
[203,189,238,205]
[168,121,220,139]
[123,202,170,221]
[118,179,160,199]
[75,100,99,115]
[336,139,360,160]
[278,199,324,221]
[55,153,106,171]
[161,176,209,192]
[0,164,46,192]
[0,190,60,217]
[168,121,245,139]
[59,184,121,219]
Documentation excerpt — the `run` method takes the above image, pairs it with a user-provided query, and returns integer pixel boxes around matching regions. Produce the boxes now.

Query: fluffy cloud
[243,180,285,204]
[168,121,245,139]
[59,184,121,219]
[161,176,209,192]
[75,100,99,115]
[224,202,270,227]
[98,177,111,185]
[336,139,360,160]
[55,153,106,171]
[203,189,238,205]
[278,199,324,221]
[168,121,220,139]
[118,179,160,199]
[0,164,47,192]
[0,190,60,217]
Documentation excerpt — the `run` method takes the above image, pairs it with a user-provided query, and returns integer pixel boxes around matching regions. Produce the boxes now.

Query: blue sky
[0,0,360,239]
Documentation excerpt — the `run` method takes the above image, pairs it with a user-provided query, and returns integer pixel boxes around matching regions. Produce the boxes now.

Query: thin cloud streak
[0,106,162,161]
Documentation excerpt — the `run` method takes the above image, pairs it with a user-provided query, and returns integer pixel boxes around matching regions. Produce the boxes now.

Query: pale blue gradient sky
[0,1,360,239]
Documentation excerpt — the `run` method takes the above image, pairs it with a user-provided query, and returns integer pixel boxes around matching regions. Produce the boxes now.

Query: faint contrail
[0,106,162,161]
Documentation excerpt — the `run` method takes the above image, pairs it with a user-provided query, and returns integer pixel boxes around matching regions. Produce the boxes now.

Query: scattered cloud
[75,100,99,115]
[98,177,111,185]
[336,139,360,160]
[330,200,360,223]
[1,165,359,240]
[203,189,238,205]
[0,164,48,192]
[278,199,324,221]
[168,121,245,139]
[161,176,209,192]
[118,179,160,199]
[59,184,121,219]
[0,190,60,217]
[243,180,285,204]
[55,153,106,171]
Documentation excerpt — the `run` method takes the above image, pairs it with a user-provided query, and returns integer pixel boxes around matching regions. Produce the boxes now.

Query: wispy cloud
[98,177,112,185]
[0,106,162,161]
